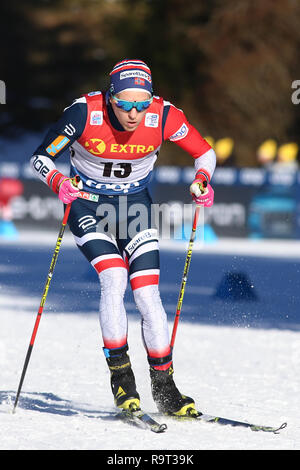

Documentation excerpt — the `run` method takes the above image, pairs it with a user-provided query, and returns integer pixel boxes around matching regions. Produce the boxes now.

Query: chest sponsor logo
[145,113,159,128]
[169,123,189,141]
[46,135,70,156]
[90,111,103,125]
[84,138,106,155]
[110,143,155,154]
[84,139,155,155]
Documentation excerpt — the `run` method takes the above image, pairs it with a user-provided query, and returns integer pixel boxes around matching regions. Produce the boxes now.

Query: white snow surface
[0,234,299,451]
[1,302,299,450]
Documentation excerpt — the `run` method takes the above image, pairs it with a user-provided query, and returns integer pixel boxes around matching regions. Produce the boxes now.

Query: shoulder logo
[90,111,103,125]
[46,135,70,156]
[169,123,189,141]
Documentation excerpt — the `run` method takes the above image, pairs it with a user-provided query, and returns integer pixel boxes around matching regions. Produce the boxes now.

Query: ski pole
[13,176,80,413]
[170,204,201,349]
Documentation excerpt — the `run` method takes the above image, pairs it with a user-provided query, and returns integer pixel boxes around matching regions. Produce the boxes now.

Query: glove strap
[195,169,210,184]
[46,170,65,194]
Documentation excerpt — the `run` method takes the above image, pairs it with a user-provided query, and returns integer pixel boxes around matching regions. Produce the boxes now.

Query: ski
[116,404,287,434]
[117,406,167,433]
[165,409,287,434]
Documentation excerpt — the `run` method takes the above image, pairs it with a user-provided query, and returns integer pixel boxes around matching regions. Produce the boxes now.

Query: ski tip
[152,423,168,433]
[274,422,288,434]
[250,421,288,434]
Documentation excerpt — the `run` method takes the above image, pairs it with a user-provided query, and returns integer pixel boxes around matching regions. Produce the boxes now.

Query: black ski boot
[150,362,196,416]
[104,344,140,411]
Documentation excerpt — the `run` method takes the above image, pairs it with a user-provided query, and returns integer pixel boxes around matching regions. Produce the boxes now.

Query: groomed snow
[1,306,299,450]
[0,234,299,451]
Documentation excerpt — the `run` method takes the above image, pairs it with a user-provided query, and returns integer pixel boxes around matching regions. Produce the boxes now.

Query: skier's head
[109,59,153,132]
[109,59,153,97]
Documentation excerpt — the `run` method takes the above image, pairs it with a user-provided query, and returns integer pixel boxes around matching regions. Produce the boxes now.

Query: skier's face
[110,90,151,132]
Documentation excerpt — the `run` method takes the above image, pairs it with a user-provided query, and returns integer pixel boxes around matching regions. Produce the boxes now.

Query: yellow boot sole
[117,398,140,411]
[173,402,197,417]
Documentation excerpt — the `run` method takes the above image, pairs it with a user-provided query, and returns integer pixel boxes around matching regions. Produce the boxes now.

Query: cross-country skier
[30,59,216,417]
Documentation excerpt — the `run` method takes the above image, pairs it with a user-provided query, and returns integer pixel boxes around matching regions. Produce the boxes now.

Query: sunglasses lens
[116,100,133,111]
[113,96,152,112]
[135,102,144,112]
[139,101,152,111]
[143,100,152,109]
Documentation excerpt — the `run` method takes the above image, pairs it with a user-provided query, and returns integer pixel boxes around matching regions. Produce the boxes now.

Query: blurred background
[1,0,300,239]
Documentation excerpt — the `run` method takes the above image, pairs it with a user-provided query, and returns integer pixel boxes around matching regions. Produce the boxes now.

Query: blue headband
[109,59,153,96]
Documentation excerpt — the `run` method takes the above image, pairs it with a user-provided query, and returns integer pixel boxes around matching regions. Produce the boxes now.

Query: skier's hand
[57,176,83,204]
[190,173,214,207]
[47,171,83,204]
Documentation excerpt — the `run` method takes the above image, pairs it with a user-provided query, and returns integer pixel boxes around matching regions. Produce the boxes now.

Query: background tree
[0,0,299,166]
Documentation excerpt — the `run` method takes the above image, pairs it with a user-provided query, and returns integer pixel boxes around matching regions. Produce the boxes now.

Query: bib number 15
[102,162,132,178]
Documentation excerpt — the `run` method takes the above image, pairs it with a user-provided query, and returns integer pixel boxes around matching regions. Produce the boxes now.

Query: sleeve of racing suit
[30,98,87,186]
[162,102,216,183]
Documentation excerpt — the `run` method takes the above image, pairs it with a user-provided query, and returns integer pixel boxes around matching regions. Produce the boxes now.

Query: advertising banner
[1,162,300,238]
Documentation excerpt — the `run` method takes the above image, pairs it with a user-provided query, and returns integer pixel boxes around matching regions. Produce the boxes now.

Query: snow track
[0,234,299,449]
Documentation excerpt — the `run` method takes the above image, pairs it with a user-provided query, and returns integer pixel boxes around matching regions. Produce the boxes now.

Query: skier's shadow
[0,391,116,420]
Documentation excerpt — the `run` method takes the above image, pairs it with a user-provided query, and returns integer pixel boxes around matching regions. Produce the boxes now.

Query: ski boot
[149,359,196,416]
[104,344,140,411]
